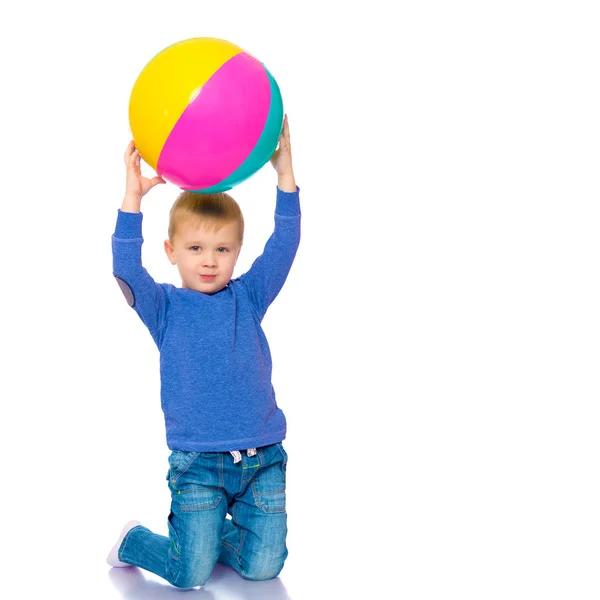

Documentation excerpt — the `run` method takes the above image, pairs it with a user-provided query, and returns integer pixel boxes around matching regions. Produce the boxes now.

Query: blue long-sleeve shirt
[112,187,301,451]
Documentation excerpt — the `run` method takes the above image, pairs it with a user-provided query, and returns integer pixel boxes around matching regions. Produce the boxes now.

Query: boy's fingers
[129,149,140,168]
[124,140,135,161]
[127,155,139,171]
[125,141,140,163]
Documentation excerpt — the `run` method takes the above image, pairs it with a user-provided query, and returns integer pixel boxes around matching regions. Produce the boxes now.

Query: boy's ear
[164,239,176,265]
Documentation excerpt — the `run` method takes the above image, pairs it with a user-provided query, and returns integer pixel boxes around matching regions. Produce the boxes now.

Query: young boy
[107,116,300,588]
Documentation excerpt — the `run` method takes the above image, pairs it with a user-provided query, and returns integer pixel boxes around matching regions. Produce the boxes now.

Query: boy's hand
[124,140,166,200]
[270,115,296,192]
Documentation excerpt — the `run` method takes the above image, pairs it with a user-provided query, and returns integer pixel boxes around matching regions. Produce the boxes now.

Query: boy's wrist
[277,171,296,193]
[121,192,142,213]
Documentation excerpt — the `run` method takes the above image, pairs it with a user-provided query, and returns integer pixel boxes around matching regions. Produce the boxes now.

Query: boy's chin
[185,281,227,294]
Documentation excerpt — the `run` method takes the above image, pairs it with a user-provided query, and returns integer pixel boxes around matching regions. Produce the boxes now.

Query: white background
[1,1,599,598]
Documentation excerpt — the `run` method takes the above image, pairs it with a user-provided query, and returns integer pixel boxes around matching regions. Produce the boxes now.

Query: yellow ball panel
[129,37,243,170]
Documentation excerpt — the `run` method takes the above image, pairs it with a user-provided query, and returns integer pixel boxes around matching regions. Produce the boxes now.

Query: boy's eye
[217,247,228,253]
[189,246,200,251]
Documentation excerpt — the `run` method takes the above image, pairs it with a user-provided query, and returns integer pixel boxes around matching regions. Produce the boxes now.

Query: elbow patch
[114,276,135,307]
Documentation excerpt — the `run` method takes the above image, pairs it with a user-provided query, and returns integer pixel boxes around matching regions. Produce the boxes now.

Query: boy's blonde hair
[168,191,244,243]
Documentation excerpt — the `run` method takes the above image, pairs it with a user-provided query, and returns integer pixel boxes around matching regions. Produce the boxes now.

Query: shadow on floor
[108,563,292,599]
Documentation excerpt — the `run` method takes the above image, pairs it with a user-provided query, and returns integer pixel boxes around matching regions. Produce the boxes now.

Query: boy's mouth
[200,274,217,281]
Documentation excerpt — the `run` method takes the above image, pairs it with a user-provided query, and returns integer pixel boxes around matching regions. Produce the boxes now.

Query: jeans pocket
[253,488,286,513]
[173,487,222,512]
[252,446,287,514]
[168,451,200,485]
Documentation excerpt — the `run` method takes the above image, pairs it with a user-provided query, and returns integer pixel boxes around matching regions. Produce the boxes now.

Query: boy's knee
[172,568,211,589]
[243,554,286,581]
[169,553,217,588]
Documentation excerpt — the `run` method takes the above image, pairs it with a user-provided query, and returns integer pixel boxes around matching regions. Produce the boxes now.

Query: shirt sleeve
[239,186,301,320]
[112,209,168,345]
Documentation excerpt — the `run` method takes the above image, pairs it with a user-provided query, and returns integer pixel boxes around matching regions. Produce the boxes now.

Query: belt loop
[247,448,257,457]
[230,450,242,463]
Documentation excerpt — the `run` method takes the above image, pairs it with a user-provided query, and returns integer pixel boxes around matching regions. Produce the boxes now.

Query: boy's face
[164,219,241,294]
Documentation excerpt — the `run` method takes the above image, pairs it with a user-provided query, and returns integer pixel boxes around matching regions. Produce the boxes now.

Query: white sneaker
[106,520,142,567]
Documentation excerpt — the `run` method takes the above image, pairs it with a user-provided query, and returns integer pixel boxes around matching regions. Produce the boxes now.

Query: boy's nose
[203,254,217,267]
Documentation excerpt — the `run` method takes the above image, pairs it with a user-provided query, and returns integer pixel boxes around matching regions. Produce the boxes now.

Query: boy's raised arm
[112,142,168,345]
[240,116,301,319]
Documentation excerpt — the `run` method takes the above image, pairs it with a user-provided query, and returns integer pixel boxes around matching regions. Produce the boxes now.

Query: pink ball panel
[157,52,271,190]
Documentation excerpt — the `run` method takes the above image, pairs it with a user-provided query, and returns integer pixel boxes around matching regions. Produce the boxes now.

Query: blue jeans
[118,442,288,588]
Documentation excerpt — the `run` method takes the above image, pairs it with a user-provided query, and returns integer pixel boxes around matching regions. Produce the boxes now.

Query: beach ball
[128,37,284,193]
